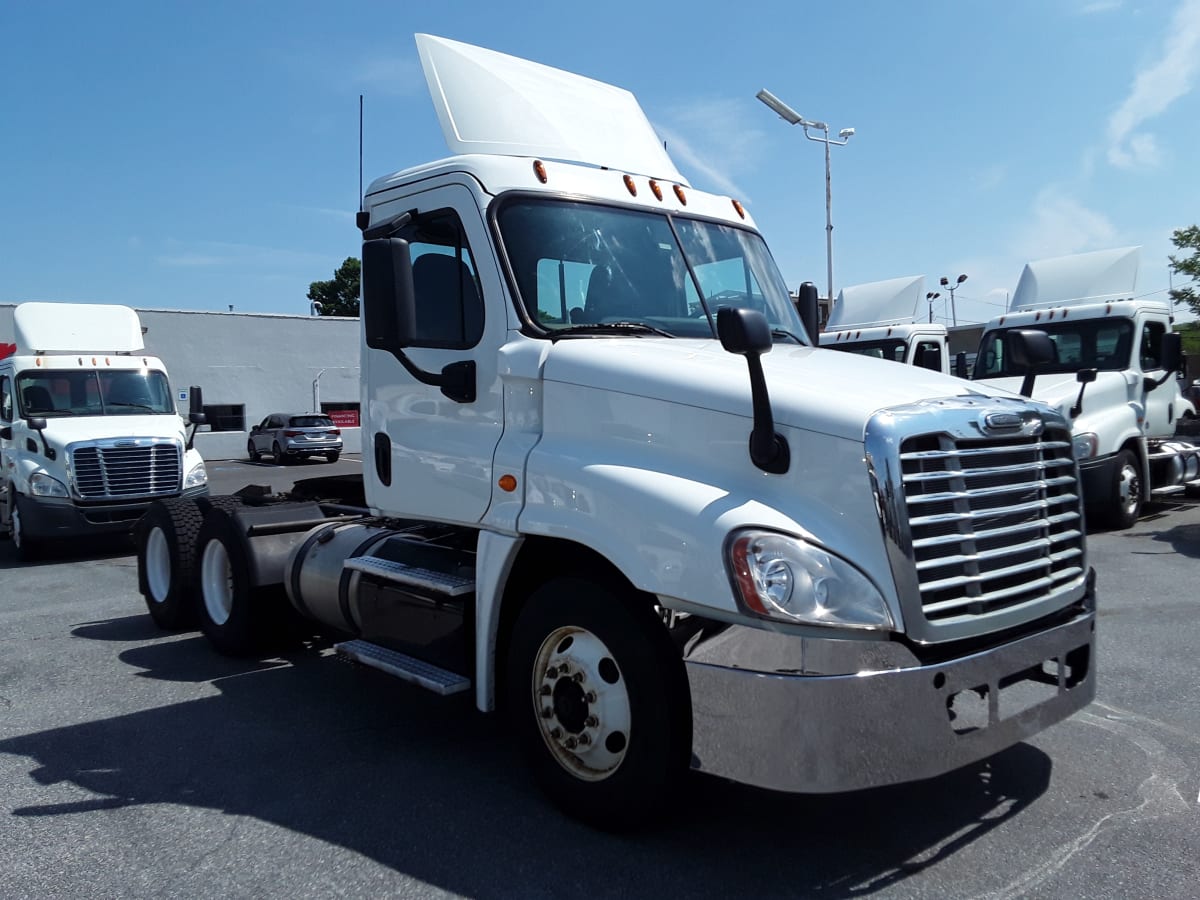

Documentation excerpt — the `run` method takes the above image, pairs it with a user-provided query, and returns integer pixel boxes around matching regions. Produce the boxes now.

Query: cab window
[0,375,11,423]
[1140,321,1166,371]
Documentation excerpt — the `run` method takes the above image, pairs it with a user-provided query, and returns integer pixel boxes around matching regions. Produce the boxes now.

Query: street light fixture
[926,291,941,324]
[756,88,854,309]
[939,274,968,326]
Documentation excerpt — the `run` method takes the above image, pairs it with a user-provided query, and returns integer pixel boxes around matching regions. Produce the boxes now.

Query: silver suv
[248,413,342,464]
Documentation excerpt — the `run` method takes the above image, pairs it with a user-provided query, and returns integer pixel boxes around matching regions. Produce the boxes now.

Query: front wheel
[505,577,691,830]
[10,494,43,562]
[1102,448,1143,529]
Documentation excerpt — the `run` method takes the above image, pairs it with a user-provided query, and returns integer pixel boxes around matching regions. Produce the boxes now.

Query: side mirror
[954,351,968,379]
[1160,331,1183,374]
[188,386,204,420]
[0,425,11,440]
[1076,368,1098,385]
[27,416,47,431]
[24,416,54,459]
[717,307,788,474]
[363,237,417,352]
[794,281,820,347]
[918,346,942,371]
[1009,329,1056,398]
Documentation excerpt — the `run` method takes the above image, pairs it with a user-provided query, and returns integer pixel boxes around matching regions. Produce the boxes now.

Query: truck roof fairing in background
[827,275,926,329]
[415,33,688,185]
[1010,247,1140,312]
[12,302,145,355]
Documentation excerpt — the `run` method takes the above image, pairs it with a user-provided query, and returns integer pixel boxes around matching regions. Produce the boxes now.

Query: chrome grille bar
[70,441,183,501]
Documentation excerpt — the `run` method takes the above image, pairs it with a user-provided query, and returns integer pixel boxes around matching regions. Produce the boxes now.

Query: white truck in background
[0,302,209,560]
[822,275,968,376]
[133,35,1096,828]
[973,247,1199,528]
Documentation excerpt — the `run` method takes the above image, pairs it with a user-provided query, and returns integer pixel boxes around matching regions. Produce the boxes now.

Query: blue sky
[3,0,1198,327]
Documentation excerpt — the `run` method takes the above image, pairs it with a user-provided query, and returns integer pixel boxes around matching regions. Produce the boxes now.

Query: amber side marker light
[533,160,548,184]
[623,174,637,196]
[498,474,518,492]
[649,180,663,201]
[673,184,687,205]
[731,199,746,219]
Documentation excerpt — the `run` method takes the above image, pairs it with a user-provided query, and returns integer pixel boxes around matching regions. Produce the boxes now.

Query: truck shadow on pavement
[0,536,133,570]
[0,617,1055,899]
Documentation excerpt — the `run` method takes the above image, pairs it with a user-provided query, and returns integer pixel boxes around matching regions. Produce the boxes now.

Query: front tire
[135,498,204,630]
[10,494,43,562]
[505,577,691,830]
[1103,448,1143,529]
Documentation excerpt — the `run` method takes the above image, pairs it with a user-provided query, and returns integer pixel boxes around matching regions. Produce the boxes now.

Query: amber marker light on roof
[673,185,687,205]
[732,199,746,219]
[498,474,518,492]
[623,174,637,196]
[649,180,663,201]
[533,160,548,183]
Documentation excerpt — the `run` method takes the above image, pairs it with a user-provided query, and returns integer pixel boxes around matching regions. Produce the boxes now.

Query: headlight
[1072,432,1099,460]
[184,462,208,489]
[30,472,69,498]
[728,530,894,630]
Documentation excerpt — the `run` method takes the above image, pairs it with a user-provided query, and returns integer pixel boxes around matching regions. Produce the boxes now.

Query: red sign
[326,409,360,428]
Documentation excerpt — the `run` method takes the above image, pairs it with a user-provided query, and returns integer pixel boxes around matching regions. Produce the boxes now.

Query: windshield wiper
[771,328,807,344]
[550,322,676,339]
[106,402,157,411]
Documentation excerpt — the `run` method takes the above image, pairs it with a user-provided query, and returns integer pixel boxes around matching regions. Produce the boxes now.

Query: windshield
[497,198,807,341]
[974,320,1133,378]
[826,339,908,362]
[17,368,175,418]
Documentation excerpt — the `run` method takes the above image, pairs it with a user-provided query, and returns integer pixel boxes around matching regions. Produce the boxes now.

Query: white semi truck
[0,302,209,560]
[135,35,1095,828]
[973,247,1199,528]
[823,275,967,376]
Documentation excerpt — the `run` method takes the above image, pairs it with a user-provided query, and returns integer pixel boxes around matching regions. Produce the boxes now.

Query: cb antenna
[358,94,364,212]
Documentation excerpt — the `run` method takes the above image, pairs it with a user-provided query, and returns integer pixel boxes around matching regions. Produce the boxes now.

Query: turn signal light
[498,474,518,492]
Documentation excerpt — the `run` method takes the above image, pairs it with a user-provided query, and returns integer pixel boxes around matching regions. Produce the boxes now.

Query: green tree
[1168,225,1200,317]
[308,257,361,317]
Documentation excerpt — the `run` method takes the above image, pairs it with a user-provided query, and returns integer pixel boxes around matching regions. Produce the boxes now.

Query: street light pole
[756,89,854,308]
[939,274,968,327]
[926,291,941,324]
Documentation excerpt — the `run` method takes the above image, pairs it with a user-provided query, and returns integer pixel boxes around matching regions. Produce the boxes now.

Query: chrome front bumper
[685,607,1095,794]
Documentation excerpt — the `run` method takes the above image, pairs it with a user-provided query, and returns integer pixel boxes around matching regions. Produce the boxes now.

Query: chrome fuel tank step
[335,639,471,695]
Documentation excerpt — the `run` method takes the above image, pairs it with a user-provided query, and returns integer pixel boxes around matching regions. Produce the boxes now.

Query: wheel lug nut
[573,672,584,683]
[585,716,598,728]
[546,666,558,679]
[550,727,562,739]
[542,707,553,719]
[565,737,578,749]
[585,691,597,703]
[578,734,591,746]
[539,684,552,696]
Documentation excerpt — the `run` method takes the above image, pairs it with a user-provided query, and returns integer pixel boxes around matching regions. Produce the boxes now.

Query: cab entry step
[344,555,475,597]
[335,639,471,695]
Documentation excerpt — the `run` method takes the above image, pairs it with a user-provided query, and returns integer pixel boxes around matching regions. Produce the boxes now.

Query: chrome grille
[71,442,182,500]
[899,427,1083,622]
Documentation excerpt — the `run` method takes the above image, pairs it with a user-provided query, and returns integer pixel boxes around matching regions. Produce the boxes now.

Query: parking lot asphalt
[1,461,1199,898]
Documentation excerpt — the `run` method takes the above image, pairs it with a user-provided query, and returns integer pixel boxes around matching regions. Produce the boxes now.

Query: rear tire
[326,451,340,464]
[247,440,260,462]
[195,508,266,656]
[135,498,204,630]
[273,442,289,465]
[505,576,691,830]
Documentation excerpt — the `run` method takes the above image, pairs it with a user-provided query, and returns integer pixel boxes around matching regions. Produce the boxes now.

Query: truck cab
[0,303,208,559]
[136,34,1096,829]
[973,247,1197,527]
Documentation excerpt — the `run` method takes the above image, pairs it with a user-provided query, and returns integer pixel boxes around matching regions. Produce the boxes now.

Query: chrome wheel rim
[1118,463,1141,519]
[145,526,171,603]
[532,626,631,781]
[200,540,234,626]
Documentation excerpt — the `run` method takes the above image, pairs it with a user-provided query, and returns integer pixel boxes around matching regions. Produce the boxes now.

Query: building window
[321,402,360,428]
[202,404,246,432]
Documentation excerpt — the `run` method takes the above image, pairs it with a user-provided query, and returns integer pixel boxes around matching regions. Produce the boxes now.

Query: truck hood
[542,339,1015,442]
[976,372,1133,423]
[33,414,187,448]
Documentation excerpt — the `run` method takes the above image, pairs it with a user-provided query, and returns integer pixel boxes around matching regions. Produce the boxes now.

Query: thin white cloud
[1078,0,1123,14]
[654,98,771,198]
[1106,0,1200,168]
[157,240,329,269]
[1013,187,1119,261]
[353,56,423,96]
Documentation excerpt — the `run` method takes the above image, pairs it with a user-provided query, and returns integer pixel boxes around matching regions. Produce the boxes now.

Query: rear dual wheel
[136,498,204,629]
